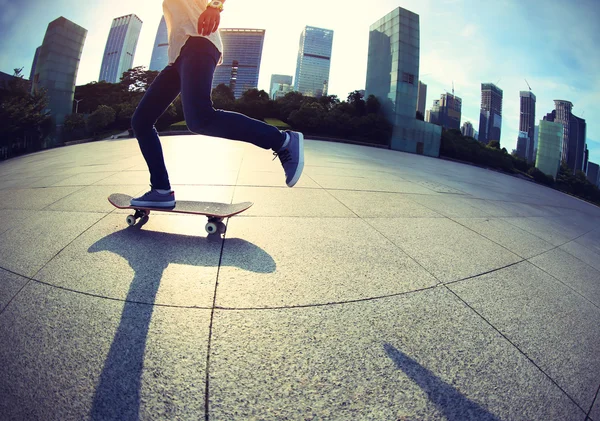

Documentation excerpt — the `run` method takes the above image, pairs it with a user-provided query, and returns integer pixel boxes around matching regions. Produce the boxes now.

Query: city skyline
[1,0,598,163]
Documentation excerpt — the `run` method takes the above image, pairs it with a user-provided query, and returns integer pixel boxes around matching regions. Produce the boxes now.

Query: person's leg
[177,37,286,151]
[131,65,181,191]
[177,37,304,186]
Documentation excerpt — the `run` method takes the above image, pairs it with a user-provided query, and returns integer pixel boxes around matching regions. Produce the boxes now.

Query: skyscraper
[478,83,503,144]
[545,101,587,174]
[516,131,529,160]
[212,28,265,99]
[149,16,168,71]
[536,119,563,179]
[428,92,461,130]
[270,74,293,100]
[31,17,87,128]
[587,162,599,187]
[461,121,474,138]
[365,7,441,156]
[29,47,41,82]
[519,91,536,162]
[416,81,427,118]
[294,26,334,98]
[99,14,143,83]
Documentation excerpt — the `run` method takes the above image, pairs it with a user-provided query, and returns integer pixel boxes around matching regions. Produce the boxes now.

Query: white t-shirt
[163,0,223,65]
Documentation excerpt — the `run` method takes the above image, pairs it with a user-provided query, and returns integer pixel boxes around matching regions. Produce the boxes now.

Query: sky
[1,0,599,164]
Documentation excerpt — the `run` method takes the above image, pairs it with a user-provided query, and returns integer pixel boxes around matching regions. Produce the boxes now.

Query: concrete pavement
[0,135,599,420]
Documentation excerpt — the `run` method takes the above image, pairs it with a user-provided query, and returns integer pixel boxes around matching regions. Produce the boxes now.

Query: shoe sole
[287,132,304,187]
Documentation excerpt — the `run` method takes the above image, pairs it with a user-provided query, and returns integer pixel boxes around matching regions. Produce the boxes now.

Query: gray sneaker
[130,188,175,208]
[274,131,304,187]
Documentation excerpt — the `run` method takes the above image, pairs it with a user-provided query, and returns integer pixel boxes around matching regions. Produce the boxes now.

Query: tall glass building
[478,83,503,144]
[365,7,441,156]
[31,17,87,127]
[99,14,143,83]
[294,26,334,98]
[545,102,587,174]
[212,28,265,99]
[270,74,293,100]
[536,119,563,179]
[428,92,462,130]
[149,16,168,71]
[519,91,536,162]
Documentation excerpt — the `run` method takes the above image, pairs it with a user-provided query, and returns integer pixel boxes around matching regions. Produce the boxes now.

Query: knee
[185,106,217,134]
[130,109,148,136]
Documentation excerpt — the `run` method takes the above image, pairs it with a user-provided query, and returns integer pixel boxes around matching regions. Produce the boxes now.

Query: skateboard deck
[108,193,253,234]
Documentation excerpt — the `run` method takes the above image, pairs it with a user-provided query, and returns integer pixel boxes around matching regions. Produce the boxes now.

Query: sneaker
[274,131,304,187]
[130,187,176,208]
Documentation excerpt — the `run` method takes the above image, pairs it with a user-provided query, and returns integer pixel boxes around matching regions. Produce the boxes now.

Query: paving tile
[529,248,600,307]
[368,217,521,282]
[328,190,443,218]
[308,174,433,194]
[409,195,492,218]
[501,216,577,246]
[560,240,600,272]
[0,176,43,190]
[0,186,82,210]
[217,217,438,308]
[27,174,79,188]
[47,185,144,212]
[0,209,38,236]
[35,214,225,307]
[453,217,554,259]
[449,262,600,411]
[51,171,118,186]
[0,211,104,277]
[573,229,600,256]
[208,287,583,420]
[232,186,355,217]
[0,268,28,312]
[0,281,210,420]
[93,170,154,186]
[237,170,320,188]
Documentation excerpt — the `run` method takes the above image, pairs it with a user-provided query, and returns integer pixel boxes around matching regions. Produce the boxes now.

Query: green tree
[488,140,500,149]
[74,81,129,114]
[0,68,51,158]
[347,90,366,116]
[87,105,116,135]
[366,95,381,115]
[288,102,326,133]
[119,66,159,92]
[275,91,305,121]
[211,83,235,110]
[236,88,271,120]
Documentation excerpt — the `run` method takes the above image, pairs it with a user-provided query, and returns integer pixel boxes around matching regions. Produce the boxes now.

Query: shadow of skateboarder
[88,226,275,420]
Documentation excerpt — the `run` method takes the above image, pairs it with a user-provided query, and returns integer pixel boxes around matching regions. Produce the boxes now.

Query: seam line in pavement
[0,212,112,316]
[585,383,600,421]
[444,284,589,416]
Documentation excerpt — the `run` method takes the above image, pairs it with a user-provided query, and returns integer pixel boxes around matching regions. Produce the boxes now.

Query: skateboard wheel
[205,222,218,235]
[126,215,136,226]
[217,222,227,234]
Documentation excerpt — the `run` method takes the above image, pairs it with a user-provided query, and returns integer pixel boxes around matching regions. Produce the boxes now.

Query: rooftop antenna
[452,81,454,96]
[496,79,501,85]
[525,79,531,91]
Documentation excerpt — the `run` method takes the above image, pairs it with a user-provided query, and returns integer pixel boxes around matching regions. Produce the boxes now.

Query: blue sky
[1,0,598,164]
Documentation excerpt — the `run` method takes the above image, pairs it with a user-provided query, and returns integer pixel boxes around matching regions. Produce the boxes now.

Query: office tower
[365,7,441,156]
[99,14,143,83]
[583,147,589,174]
[536,119,563,179]
[149,16,168,71]
[587,162,599,186]
[545,101,587,174]
[533,124,539,162]
[294,26,334,97]
[31,17,87,127]
[461,121,474,138]
[516,131,529,160]
[428,92,461,130]
[519,91,536,162]
[478,83,503,144]
[29,47,41,82]
[212,28,265,99]
[416,81,426,117]
[270,74,293,100]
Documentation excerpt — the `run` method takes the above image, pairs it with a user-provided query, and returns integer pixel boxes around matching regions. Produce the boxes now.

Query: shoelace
[273,149,292,165]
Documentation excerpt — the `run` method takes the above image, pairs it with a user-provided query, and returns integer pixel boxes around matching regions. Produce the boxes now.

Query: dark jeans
[131,36,285,190]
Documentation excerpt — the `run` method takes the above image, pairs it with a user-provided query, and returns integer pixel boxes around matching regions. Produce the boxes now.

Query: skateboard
[108,193,253,235]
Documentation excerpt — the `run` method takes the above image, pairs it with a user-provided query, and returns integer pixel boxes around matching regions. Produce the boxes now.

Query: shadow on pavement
[383,343,501,421]
[87,227,275,420]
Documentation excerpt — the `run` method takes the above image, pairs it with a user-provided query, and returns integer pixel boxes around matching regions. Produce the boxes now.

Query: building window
[402,72,414,84]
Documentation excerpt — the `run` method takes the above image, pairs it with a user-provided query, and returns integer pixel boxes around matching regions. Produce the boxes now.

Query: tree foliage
[0,68,52,159]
